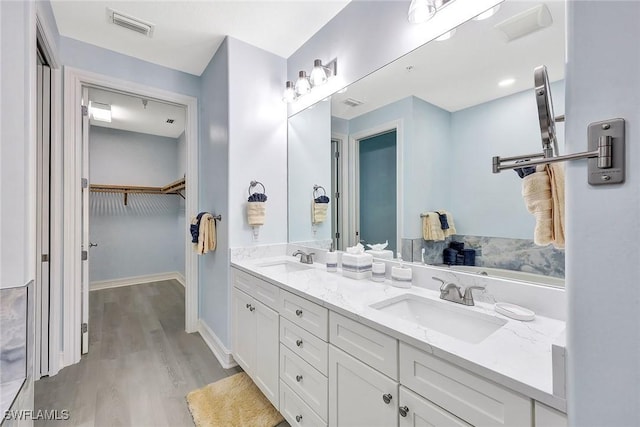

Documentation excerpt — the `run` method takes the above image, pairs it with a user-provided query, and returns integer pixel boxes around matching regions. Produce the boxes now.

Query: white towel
[247,201,266,226]
[312,201,328,224]
[194,213,216,254]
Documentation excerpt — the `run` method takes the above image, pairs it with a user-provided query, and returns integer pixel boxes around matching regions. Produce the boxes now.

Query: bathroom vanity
[231,251,567,427]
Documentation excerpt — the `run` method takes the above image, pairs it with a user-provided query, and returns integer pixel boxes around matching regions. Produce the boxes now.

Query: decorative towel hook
[313,184,326,198]
[248,180,266,196]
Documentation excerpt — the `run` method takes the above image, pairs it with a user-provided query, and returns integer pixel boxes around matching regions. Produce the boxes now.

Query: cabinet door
[329,345,398,427]
[398,386,471,427]
[254,300,280,408]
[232,287,256,375]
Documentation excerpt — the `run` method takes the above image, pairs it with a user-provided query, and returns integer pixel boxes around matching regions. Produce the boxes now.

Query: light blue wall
[288,101,332,243]
[198,38,230,346]
[88,127,184,283]
[566,2,640,425]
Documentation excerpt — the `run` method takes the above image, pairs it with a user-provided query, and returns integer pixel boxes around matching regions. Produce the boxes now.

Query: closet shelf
[90,177,186,205]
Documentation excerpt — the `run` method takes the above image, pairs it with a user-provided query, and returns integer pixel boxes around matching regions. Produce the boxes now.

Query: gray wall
[88,127,184,284]
[566,2,640,425]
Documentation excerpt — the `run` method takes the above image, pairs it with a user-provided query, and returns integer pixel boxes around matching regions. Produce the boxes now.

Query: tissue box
[342,253,373,280]
[365,249,394,260]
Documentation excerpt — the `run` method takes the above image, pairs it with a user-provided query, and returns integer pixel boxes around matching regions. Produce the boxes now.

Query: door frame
[348,120,403,253]
[331,132,348,251]
[62,67,199,367]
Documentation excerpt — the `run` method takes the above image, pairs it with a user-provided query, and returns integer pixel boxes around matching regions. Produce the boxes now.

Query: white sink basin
[370,294,506,344]
[256,260,314,274]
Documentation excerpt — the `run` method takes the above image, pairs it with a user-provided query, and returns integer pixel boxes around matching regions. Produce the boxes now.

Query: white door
[232,287,256,374]
[398,386,471,427]
[80,86,90,354]
[329,345,398,427]
[254,300,279,408]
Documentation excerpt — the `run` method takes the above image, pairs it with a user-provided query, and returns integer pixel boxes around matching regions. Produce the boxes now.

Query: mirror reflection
[288,0,566,286]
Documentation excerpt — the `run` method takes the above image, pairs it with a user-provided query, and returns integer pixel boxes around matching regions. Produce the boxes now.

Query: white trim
[349,120,404,253]
[35,12,60,69]
[89,272,185,291]
[331,132,348,251]
[197,319,238,370]
[62,66,199,368]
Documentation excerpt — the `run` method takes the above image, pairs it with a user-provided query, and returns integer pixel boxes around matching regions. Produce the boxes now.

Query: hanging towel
[522,165,554,247]
[437,210,457,237]
[190,212,207,243]
[194,213,216,254]
[422,212,445,241]
[247,202,266,226]
[547,163,565,248]
[312,195,330,224]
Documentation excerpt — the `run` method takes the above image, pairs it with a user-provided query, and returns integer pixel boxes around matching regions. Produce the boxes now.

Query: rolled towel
[422,212,445,241]
[522,165,553,246]
[312,200,328,224]
[247,201,266,226]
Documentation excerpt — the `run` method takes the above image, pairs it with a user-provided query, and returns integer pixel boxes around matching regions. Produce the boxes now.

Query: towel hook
[313,184,326,198]
[248,180,266,196]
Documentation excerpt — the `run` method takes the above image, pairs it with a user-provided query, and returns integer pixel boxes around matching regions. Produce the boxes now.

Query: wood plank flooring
[34,281,242,427]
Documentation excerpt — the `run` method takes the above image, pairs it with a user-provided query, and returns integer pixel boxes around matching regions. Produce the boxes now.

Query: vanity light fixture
[310,59,337,87]
[89,101,112,123]
[407,0,437,24]
[283,58,338,103]
[498,78,516,87]
[294,71,312,96]
[473,5,501,21]
[283,81,297,103]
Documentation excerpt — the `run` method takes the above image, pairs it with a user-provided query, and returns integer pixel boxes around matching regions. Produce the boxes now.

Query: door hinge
[335,192,340,199]
[81,250,88,261]
[335,151,340,158]
[81,323,88,333]
[335,232,340,239]
[81,105,88,116]
[41,254,49,262]
[81,178,88,189]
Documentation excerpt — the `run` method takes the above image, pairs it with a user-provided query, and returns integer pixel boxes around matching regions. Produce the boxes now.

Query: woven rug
[186,372,284,427]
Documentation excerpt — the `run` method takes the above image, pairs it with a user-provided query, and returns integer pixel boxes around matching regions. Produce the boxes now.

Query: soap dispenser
[391,252,412,288]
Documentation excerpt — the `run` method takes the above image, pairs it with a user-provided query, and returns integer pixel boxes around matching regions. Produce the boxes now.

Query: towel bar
[248,180,266,195]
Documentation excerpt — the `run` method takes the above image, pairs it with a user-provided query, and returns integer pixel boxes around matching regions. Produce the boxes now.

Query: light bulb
[295,71,311,95]
[310,59,329,87]
[282,81,296,103]
[408,0,437,24]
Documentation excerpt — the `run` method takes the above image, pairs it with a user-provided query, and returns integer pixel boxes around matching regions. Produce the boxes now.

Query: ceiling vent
[107,8,155,38]
[495,4,552,42]
[342,98,364,108]
[166,119,175,124]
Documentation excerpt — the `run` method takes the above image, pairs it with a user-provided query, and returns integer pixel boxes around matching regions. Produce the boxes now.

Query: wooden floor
[34,281,242,427]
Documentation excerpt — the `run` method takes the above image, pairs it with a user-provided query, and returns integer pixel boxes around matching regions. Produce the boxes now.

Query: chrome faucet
[432,277,485,306]
[292,250,315,264]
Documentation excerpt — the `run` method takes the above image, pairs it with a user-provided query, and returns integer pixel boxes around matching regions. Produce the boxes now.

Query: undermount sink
[256,259,314,274]
[370,294,507,344]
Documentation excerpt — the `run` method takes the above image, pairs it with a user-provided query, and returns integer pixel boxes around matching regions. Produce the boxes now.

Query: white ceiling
[50,0,351,76]
[331,1,566,120]
[89,87,186,138]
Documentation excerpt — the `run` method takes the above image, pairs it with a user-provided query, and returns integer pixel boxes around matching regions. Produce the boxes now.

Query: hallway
[34,281,240,426]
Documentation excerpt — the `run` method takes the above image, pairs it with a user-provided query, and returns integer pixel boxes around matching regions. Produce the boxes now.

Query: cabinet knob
[296,374,303,382]
[249,306,256,312]
[399,406,409,417]
[295,415,303,422]
[296,339,303,347]
[382,393,392,404]
[296,309,303,317]
[246,303,251,309]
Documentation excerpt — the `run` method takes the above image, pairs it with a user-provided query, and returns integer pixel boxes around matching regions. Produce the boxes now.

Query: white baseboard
[197,319,237,369]
[90,272,185,291]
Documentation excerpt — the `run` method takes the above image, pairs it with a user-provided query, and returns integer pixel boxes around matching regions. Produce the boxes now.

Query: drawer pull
[249,306,255,312]
[296,339,303,347]
[296,309,303,317]
[399,406,409,417]
[382,393,392,404]
[296,374,303,382]
[295,415,303,422]
[245,303,251,309]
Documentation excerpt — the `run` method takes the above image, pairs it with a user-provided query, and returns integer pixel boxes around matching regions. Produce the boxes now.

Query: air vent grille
[107,8,155,38]
[343,98,364,107]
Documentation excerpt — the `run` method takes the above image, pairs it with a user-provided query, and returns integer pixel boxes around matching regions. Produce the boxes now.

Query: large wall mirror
[288,0,566,285]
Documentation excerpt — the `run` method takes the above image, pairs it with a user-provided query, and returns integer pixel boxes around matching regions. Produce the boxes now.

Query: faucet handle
[462,285,485,305]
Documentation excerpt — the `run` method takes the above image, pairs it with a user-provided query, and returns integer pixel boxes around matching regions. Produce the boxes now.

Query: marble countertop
[231,255,567,412]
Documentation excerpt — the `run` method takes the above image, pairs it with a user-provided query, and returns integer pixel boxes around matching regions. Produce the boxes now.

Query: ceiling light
[89,101,112,123]
[295,71,311,96]
[474,5,501,21]
[283,81,296,103]
[498,78,516,87]
[408,0,437,24]
[435,28,456,41]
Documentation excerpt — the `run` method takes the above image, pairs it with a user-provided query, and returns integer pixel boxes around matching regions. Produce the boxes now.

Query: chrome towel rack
[492,65,625,185]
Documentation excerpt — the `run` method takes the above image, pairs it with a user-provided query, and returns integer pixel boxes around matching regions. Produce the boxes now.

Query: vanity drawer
[280,290,328,340]
[281,317,328,375]
[399,386,471,427]
[400,342,532,427]
[280,381,327,427]
[232,268,279,310]
[280,344,328,421]
[329,311,398,380]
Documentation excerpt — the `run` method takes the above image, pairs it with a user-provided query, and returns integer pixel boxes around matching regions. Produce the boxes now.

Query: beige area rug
[186,372,284,427]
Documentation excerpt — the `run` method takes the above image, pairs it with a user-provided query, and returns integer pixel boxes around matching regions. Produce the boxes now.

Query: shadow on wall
[90,192,183,217]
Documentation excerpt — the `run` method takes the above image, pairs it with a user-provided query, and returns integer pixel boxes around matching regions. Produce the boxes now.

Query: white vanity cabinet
[534,402,567,427]
[398,386,471,427]
[231,270,280,408]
